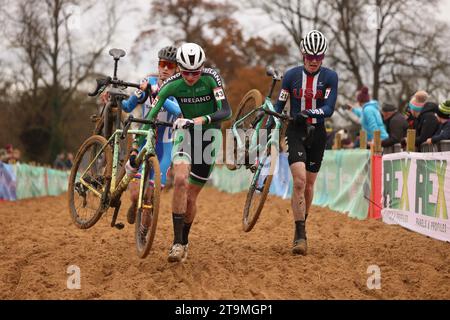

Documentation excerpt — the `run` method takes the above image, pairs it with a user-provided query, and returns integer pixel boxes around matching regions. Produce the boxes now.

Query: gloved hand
[134,89,144,99]
[173,118,195,130]
[295,110,309,126]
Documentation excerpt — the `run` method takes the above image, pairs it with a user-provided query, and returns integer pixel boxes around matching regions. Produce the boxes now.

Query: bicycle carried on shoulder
[88,48,149,181]
[227,67,314,232]
[68,115,172,258]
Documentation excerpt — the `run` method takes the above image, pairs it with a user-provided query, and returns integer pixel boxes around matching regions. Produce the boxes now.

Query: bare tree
[254,0,450,107]
[3,0,120,162]
[136,0,289,80]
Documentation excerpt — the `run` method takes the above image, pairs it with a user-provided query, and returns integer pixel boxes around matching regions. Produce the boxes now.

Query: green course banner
[15,163,69,200]
[313,149,371,219]
[212,150,371,220]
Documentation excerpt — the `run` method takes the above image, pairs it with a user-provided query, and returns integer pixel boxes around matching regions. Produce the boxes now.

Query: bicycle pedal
[114,223,125,230]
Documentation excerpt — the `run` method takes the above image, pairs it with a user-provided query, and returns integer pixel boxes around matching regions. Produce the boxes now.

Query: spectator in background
[341,137,355,149]
[404,104,415,129]
[408,91,439,148]
[0,148,6,162]
[380,103,408,148]
[425,100,450,145]
[12,149,21,163]
[352,86,388,144]
[65,152,74,169]
[1,144,20,164]
[53,153,66,170]
[325,121,335,150]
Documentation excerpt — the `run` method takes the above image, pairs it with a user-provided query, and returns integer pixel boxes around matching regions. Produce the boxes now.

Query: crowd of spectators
[328,87,450,152]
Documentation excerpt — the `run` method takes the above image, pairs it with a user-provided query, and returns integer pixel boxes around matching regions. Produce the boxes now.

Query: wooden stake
[360,130,367,149]
[373,130,382,154]
[406,129,416,152]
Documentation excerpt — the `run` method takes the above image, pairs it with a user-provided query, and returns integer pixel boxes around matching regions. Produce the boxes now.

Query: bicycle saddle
[266,66,283,81]
[109,48,126,60]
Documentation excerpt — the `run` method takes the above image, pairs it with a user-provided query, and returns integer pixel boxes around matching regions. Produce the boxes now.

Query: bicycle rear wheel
[68,135,113,229]
[226,89,263,170]
[135,156,161,258]
[242,144,277,232]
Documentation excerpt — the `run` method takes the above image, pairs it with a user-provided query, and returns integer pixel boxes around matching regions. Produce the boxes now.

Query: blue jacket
[122,76,181,143]
[360,100,388,141]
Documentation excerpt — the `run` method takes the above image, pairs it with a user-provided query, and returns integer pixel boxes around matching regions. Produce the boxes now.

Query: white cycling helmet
[301,30,328,55]
[176,43,206,70]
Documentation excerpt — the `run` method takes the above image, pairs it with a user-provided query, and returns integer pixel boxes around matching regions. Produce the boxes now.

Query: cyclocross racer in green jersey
[144,42,232,263]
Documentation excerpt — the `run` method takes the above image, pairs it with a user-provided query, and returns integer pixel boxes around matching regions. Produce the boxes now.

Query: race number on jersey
[325,88,331,99]
[279,89,289,102]
[213,87,225,101]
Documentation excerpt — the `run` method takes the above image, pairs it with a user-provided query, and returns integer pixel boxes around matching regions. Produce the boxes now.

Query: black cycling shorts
[172,128,222,186]
[284,122,327,173]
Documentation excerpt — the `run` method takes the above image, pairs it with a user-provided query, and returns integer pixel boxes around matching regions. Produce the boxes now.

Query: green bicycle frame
[231,97,282,163]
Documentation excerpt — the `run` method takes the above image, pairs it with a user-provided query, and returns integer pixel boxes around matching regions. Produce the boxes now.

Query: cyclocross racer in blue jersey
[274,30,338,256]
[122,46,181,225]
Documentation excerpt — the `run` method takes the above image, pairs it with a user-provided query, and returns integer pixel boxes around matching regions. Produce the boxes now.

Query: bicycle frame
[231,97,282,163]
[78,126,157,210]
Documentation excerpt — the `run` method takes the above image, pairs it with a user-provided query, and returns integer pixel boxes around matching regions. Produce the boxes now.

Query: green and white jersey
[146,68,232,130]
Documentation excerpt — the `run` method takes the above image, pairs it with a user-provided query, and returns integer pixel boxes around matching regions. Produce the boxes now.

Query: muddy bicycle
[88,48,149,181]
[68,115,173,258]
[227,67,314,232]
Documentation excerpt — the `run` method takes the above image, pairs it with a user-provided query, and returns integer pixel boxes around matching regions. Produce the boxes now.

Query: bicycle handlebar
[263,109,293,121]
[88,76,142,97]
[121,115,173,139]
[258,108,315,145]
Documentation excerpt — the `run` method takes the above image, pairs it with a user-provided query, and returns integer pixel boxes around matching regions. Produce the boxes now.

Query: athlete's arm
[199,73,232,125]
[274,72,291,113]
[163,97,181,118]
[303,71,338,119]
[121,90,148,113]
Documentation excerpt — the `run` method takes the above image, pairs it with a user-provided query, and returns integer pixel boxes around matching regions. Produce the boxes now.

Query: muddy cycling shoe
[292,239,307,256]
[127,202,137,224]
[168,243,185,263]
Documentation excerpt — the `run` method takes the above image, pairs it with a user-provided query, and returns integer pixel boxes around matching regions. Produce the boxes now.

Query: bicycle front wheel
[68,135,113,229]
[242,144,277,232]
[135,156,161,258]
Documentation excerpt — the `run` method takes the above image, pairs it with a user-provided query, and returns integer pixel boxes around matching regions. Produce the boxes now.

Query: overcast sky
[105,1,283,80]
[104,0,450,81]
[2,0,450,82]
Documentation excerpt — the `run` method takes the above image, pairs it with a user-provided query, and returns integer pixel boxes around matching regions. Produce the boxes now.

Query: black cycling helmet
[158,45,177,62]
